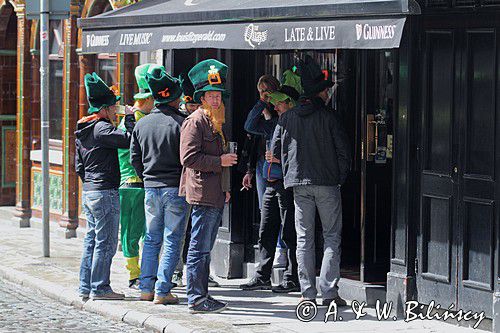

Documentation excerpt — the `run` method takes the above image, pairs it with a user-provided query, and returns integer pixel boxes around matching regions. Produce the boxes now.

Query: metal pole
[40,0,50,257]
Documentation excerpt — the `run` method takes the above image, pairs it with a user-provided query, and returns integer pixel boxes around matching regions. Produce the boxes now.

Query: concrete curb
[0,265,189,333]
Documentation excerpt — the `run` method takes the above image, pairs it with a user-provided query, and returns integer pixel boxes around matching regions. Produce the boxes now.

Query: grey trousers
[293,185,342,300]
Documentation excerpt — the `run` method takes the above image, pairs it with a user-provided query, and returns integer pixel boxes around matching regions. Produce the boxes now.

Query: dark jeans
[255,180,298,284]
[186,205,224,305]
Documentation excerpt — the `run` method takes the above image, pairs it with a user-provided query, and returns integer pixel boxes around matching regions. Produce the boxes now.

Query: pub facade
[2,0,500,329]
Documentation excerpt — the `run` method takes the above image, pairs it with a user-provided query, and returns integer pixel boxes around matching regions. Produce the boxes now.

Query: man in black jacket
[272,56,351,307]
[130,65,188,305]
[76,72,134,301]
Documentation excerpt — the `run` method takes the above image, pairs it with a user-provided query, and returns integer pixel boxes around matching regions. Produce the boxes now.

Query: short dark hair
[257,75,280,92]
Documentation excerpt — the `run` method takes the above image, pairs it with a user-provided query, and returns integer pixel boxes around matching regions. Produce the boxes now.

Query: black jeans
[255,180,298,284]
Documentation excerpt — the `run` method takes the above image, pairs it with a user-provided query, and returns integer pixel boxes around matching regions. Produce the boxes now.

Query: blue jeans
[186,205,224,305]
[139,187,188,296]
[255,157,266,210]
[79,189,120,296]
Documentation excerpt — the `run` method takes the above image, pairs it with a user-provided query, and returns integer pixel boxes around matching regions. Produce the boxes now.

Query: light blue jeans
[79,189,120,296]
[139,187,188,296]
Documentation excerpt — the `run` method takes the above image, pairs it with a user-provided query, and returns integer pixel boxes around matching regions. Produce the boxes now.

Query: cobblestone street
[0,278,149,332]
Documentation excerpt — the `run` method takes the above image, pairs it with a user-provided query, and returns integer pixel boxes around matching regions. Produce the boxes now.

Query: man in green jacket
[118,63,155,288]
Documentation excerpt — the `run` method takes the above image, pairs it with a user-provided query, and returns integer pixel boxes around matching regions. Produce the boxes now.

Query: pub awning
[78,0,420,54]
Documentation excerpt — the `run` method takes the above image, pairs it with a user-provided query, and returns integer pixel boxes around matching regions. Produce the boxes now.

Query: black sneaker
[239,277,272,290]
[207,294,227,306]
[323,296,347,307]
[189,297,228,314]
[128,278,139,289]
[272,281,300,293]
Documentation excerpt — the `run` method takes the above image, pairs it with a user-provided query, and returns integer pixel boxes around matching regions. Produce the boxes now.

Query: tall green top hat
[188,59,228,103]
[298,55,334,97]
[134,63,155,100]
[179,72,199,105]
[145,65,182,105]
[84,72,121,114]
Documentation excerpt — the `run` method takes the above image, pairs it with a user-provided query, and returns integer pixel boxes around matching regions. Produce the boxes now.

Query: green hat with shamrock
[133,63,155,100]
[188,59,228,102]
[84,72,121,114]
[144,65,182,105]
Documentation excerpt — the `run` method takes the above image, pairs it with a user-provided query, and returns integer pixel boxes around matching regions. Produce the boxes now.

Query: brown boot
[140,292,154,301]
[153,293,179,305]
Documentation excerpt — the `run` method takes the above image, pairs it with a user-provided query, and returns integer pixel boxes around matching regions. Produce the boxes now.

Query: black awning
[79,0,420,53]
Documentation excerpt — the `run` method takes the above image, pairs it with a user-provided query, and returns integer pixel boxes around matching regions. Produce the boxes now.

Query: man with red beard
[179,59,237,313]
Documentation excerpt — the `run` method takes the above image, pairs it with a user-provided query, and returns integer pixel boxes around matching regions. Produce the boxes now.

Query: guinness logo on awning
[356,24,363,40]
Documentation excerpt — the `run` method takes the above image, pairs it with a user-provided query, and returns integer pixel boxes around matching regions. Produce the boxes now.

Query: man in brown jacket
[180,59,237,314]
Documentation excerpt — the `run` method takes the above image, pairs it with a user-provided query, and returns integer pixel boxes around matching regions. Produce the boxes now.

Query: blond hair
[257,75,280,92]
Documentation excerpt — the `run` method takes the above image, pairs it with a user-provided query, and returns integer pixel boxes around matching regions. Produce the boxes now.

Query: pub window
[49,20,64,142]
[96,53,117,86]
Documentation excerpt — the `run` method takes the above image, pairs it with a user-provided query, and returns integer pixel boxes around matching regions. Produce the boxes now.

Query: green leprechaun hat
[134,63,155,100]
[269,85,300,106]
[179,72,199,105]
[144,65,182,105]
[188,59,228,102]
[84,72,121,114]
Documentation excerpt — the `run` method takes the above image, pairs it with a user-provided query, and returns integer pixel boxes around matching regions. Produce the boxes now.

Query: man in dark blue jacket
[240,85,300,293]
[75,72,134,301]
[242,75,290,269]
[272,56,351,307]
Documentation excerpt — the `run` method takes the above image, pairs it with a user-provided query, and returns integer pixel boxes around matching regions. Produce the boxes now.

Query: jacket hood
[296,97,326,117]
[75,119,100,141]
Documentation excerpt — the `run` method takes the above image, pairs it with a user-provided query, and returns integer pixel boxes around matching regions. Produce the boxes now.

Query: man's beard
[202,101,225,134]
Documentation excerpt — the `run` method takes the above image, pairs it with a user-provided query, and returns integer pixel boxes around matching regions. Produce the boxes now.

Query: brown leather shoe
[153,293,179,305]
[140,292,154,301]
[91,291,125,301]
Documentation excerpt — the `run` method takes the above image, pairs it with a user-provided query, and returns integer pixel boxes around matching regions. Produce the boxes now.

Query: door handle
[366,114,377,161]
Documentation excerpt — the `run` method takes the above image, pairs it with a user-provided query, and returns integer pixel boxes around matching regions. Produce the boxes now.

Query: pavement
[0,277,148,332]
[0,207,489,333]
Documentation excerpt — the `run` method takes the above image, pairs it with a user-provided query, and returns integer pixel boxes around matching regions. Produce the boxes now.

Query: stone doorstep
[243,261,386,306]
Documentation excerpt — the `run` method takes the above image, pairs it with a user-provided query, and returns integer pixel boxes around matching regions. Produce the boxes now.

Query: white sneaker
[273,248,288,268]
[172,271,184,288]
[208,275,220,287]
